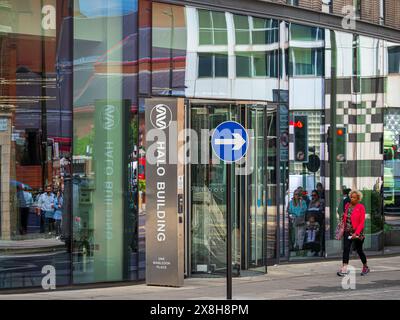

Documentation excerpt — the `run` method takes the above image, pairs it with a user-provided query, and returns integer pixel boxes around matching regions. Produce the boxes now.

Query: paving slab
[1,255,399,300]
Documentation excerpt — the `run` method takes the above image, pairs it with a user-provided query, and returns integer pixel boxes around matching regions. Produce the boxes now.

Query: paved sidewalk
[1,255,400,300]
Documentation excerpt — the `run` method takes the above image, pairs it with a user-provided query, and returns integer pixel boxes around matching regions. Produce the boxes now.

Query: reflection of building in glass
[0,0,72,289]
[1,0,400,292]
[290,111,323,177]
[184,8,286,101]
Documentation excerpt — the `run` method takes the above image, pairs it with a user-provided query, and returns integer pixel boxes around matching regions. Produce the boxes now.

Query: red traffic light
[337,129,344,136]
[290,120,304,128]
[297,121,303,128]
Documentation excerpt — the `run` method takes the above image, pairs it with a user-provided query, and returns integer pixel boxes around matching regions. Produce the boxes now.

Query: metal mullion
[245,106,249,270]
[249,16,254,45]
[210,11,215,45]
[185,100,191,277]
[263,105,268,270]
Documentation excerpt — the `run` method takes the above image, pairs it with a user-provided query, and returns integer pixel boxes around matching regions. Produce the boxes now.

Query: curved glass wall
[178,6,400,263]
[383,44,400,253]
[1,0,400,291]
[0,0,72,289]
[72,0,140,283]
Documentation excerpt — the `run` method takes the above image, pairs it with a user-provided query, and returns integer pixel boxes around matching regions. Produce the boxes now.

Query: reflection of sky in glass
[79,0,138,17]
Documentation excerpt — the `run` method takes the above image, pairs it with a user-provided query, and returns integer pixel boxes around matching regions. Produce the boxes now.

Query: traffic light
[294,115,308,163]
[335,127,347,162]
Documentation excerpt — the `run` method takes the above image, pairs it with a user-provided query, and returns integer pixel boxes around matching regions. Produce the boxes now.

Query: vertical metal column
[184,100,191,277]
[329,30,338,239]
[263,106,268,272]
[226,162,232,300]
[276,104,281,265]
[40,0,47,188]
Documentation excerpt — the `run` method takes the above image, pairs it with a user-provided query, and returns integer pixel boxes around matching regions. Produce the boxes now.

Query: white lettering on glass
[41,265,56,290]
[42,5,56,31]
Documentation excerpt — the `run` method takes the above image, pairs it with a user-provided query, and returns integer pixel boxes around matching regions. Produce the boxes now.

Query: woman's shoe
[361,266,370,276]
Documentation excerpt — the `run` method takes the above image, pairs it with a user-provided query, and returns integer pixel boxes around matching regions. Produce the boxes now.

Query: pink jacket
[342,203,366,236]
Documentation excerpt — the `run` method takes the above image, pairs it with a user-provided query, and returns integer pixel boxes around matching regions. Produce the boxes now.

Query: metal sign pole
[227,162,232,300]
[211,120,248,301]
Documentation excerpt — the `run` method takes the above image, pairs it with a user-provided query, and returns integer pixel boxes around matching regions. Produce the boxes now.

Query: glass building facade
[0,0,400,290]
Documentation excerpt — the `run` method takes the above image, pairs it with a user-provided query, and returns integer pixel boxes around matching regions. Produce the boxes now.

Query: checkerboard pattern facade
[335,98,383,145]
[322,91,385,180]
[385,109,400,146]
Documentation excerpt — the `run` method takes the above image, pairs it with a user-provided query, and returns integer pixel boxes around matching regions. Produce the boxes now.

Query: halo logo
[150,104,172,129]
[100,105,120,131]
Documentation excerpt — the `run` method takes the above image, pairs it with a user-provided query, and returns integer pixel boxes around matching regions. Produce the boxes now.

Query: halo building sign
[145,98,184,287]
[93,100,126,281]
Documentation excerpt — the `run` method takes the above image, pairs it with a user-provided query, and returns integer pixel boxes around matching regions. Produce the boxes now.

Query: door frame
[185,99,279,276]
[244,103,268,271]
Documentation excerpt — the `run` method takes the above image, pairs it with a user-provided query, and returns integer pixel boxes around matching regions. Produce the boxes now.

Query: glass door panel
[190,101,276,275]
[190,103,239,275]
[247,105,267,269]
[266,106,278,263]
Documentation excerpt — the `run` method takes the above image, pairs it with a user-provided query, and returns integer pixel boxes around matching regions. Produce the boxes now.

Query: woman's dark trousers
[343,231,367,265]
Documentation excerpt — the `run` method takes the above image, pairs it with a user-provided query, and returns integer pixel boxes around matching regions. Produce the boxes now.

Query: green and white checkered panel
[385,109,400,146]
[322,92,384,192]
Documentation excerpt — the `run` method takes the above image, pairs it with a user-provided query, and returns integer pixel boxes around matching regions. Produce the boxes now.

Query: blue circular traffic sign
[211,121,249,163]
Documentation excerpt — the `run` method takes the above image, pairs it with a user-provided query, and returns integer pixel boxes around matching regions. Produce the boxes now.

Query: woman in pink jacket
[337,190,370,276]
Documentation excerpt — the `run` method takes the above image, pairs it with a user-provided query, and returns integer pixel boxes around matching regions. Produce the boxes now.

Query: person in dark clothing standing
[17,184,33,235]
[37,186,56,235]
[343,187,351,212]
[316,182,325,200]
[338,186,351,215]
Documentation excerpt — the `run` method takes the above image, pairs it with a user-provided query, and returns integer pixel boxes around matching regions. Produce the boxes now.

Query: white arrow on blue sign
[211,121,249,163]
